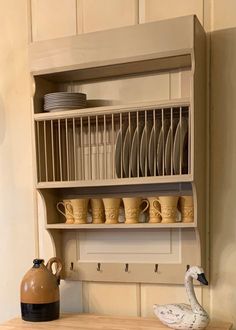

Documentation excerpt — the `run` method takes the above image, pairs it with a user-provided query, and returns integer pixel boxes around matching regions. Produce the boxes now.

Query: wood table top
[0,314,232,330]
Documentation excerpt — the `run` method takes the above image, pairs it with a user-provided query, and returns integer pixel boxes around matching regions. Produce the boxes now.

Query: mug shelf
[46,222,196,229]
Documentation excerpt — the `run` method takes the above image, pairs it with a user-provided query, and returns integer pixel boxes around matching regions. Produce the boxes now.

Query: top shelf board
[29,15,202,82]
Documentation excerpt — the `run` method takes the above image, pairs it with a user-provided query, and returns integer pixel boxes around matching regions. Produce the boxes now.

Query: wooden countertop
[0,314,232,330]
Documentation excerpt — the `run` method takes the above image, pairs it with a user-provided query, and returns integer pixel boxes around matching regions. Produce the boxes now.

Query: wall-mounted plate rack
[29,15,206,284]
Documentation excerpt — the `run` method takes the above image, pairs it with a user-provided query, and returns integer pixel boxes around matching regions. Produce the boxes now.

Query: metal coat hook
[154,264,159,273]
[125,263,129,272]
[97,263,101,272]
[186,264,190,271]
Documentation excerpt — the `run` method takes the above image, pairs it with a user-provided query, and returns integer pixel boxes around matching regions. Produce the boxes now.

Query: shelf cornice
[29,15,196,79]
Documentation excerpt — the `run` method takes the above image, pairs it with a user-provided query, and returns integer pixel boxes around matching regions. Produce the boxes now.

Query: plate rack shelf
[30,15,206,284]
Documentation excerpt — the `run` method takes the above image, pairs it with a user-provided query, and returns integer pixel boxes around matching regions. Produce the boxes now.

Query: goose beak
[197,273,208,285]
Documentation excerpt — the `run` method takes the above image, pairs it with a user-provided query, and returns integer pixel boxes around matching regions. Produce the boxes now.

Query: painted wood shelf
[36,175,193,189]
[46,222,196,229]
[34,98,190,120]
[30,15,207,284]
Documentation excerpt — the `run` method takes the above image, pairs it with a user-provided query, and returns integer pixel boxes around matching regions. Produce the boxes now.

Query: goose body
[153,266,210,330]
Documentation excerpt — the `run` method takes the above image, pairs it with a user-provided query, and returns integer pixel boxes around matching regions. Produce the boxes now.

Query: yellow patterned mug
[56,199,74,224]
[123,197,149,224]
[147,197,162,223]
[153,196,179,223]
[67,198,89,224]
[103,198,121,224]
[90,198,105,224]
[179,196,194,223]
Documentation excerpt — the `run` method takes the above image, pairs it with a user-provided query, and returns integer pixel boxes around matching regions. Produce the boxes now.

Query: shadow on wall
[210,27,236,319]
[0,96,6,145]
[60,280,83,313]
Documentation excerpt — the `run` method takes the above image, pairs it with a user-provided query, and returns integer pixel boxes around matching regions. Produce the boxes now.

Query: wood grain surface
[0,314,232,330]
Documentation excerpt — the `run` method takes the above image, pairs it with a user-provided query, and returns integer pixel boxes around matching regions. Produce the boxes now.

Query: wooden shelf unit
[30,15,206,284]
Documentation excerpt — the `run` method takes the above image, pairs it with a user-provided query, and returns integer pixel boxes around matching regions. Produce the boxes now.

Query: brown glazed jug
[20,258,62,322]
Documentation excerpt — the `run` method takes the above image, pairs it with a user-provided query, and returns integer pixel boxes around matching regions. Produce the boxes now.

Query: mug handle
[56,202,67,217]
[140,199,150,214]
[153,199,162,217]
[65,202,74,217]
[46,257,63,282]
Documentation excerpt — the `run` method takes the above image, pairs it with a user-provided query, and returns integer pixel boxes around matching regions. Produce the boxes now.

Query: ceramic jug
[20,257,62,322]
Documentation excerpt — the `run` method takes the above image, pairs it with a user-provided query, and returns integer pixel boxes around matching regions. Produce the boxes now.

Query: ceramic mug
[153,196,179,223]
[90,198,105,224]
[103,198,121,224]
[123,197,149,224]
[179,196,194,223]
[67,198,89,224]
[56,199,74,224]
[147,197,162,223]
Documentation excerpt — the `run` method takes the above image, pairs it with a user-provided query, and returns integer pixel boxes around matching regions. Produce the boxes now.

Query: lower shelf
[46,222,196,229]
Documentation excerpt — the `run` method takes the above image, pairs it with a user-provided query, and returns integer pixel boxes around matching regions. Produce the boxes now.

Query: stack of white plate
[44,92,87,112]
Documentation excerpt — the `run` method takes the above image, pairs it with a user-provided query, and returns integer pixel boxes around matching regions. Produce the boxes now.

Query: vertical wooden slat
[111,113,115,179]
[58,119,62,181]
[96,116,99,180]
[120,113,123,178]
[136,111,139,178]
[170,107,173,175]
[144,110,147,177]
[128,112,131,178]
[43,120,48,182]
[65,118,69,180]
[36,121,41,182]
[104,114,107,180]
[180,107,183,175]
[80,117,84,180]
[162,108,165,176]
[188,106,190,174]
[153,109,156,177]
[88,116,91,180]
[51,120,55,181]
[72,118,77,180]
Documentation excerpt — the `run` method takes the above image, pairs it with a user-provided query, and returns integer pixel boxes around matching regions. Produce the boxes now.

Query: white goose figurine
[153,266,210,330]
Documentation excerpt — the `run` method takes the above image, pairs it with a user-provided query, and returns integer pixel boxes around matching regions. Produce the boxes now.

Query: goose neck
[185,273,204,314]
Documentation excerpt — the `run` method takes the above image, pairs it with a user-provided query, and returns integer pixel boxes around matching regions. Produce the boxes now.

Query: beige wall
[210,2,236,327]
[0,0,35,323]
[1,0,236,326]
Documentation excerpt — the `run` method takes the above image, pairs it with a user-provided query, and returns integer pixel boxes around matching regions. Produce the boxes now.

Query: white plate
[164,118,179,175]
[173,117,188,174]
[114,125,127,178]
[122,126,131,177]
[140,121,153,176]
[156,119,170,175]
[148,119,161,176]
[122,123,136,177]
[44,106,86,112]
[130,123,144,177]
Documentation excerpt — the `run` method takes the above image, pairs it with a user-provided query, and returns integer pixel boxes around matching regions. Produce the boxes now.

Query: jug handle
[46,257,63,281]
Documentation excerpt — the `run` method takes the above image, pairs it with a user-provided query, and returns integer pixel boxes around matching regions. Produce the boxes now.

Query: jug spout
[33,259,44,268]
